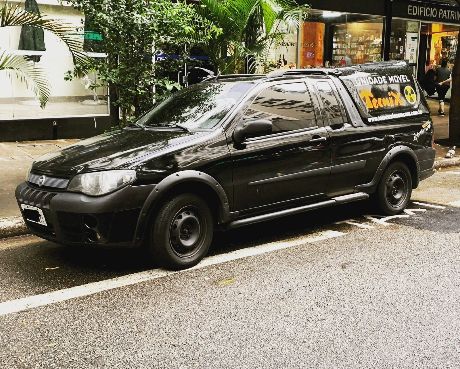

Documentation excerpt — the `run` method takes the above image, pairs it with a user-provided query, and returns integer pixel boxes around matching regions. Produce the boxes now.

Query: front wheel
[148,193,214,270]
[375,161,413,215]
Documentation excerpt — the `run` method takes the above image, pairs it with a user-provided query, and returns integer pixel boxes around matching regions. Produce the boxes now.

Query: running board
[228,192,369,229]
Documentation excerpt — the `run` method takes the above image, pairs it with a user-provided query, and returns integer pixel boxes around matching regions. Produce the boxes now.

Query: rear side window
[243,82,317,134]
[339,62,429,123]
[315,80,347,126]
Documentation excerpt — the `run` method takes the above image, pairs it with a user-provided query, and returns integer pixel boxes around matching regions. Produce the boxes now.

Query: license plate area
[21,204,47,227]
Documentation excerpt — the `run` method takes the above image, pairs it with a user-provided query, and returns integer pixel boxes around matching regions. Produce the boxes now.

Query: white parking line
[404,208,427,216]
[0,230,345,317]
[364,214,410,226]
[335,220,374,229]
[443,171,460,175]
[412,202,446,210]
[449,200,460,207]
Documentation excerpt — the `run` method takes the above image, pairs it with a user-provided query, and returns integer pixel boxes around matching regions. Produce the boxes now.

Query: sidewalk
[0,128,459,238]
[0,140,78,221]
[427,98,449,141]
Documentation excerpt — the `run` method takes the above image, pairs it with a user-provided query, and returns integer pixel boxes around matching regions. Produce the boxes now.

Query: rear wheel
[148,193,214,270]
[376,161,413,215]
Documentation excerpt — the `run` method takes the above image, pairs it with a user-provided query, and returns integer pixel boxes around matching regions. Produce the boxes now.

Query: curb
[0,159,459,241]
[434,157,460,170]
[0,217,28,240]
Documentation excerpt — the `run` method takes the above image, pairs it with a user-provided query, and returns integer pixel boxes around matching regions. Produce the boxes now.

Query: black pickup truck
[17,61,435,269]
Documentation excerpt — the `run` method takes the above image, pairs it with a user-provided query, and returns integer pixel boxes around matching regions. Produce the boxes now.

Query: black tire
[375,161,413,215]
[148,193,214,270]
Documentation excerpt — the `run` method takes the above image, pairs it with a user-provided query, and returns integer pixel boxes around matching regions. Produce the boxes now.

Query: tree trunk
[450,2,460,144]
[449,33,460,143]
[108,54,120,127]
[109,83,120,127]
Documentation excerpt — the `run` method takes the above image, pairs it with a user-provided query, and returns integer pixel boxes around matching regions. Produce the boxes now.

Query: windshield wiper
[142,124,192,133]
[169,124,192,133]
[125,122,145,130]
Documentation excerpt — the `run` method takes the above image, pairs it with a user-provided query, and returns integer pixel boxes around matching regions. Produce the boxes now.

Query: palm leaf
[0,4,87,65]
[0,51,50,108]
[259,0,281,34]
[199,0,245,37]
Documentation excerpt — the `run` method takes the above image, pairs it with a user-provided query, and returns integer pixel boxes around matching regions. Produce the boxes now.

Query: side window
[316,80,347,126]
[243,82,317,134]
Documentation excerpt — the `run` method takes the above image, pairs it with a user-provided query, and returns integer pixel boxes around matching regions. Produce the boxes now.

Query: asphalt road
[1,168,460,369]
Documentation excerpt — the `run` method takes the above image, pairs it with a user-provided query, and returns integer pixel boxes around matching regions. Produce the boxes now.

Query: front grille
[28,173,69,190]
[16,185,56,238]
[17,186,57,209]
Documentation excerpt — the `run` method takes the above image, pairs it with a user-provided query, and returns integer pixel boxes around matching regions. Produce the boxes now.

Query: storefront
[0,0,111,141]
[271,0,460,82]
[392,0,460,83]
[2,1,460,141]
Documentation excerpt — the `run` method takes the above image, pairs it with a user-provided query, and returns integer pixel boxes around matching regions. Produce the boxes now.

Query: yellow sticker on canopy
[404,86,417,105]
[359,90,405,110]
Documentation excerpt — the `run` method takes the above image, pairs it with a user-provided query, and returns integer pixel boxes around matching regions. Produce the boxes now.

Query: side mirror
[233,119,273,145]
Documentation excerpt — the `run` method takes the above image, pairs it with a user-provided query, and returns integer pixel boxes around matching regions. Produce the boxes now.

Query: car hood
[32,128,199,177]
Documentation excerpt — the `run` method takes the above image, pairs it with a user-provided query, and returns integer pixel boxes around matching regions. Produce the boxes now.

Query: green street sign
[84,31,103,41]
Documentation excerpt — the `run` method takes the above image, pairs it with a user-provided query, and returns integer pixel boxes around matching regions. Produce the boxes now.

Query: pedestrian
[421,62,437,97]
[435,59,452,116]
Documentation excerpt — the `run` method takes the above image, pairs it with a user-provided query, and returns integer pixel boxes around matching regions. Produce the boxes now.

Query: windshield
[136,81,254,130]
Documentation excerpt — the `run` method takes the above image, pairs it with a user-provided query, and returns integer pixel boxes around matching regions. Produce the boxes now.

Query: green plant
[66,0,220,126]
[0,51,49,107]
[198,0,309,74]
[0,3,87,107]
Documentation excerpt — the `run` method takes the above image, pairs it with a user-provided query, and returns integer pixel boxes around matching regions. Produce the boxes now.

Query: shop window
[266,20,299,70]
[423,23,459,66]
[0,1,108,121]
[332,17,383,66]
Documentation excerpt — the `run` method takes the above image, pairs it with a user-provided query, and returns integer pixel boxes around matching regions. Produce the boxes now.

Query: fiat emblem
[38,175,46,187]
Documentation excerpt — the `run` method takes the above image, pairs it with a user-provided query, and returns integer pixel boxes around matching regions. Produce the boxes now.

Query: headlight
[67,170,136,196]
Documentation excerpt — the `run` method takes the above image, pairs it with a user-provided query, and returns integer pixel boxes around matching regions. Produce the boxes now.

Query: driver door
[230,80,332,213]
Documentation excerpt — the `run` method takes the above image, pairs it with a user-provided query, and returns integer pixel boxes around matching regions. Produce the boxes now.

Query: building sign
[300,22,325,68]
[84,31,103,41]
[393,1,460,25]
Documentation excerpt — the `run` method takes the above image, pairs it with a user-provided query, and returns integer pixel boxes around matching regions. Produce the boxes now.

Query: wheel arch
[389,151,419,189]
[133,170,231,245]
[357,145,420,193]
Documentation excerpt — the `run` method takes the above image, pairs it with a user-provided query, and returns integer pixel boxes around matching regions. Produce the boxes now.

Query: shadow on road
[1,200,456,302]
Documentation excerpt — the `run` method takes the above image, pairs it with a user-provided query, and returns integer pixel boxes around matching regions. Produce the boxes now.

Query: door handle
[310,136,328,144]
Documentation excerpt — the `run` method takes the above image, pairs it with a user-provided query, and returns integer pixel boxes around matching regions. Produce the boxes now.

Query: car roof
[211,61,412,84]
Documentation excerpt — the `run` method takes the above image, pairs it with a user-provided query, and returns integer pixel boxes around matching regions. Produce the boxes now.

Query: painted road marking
[412,202,446,210]
[0,230,345,316]
[0,201,449,316]
[364,214,410,226]
[449,200,460,207]
[335,220,374,229]
[404,208,427,216]
[443,171,460,175]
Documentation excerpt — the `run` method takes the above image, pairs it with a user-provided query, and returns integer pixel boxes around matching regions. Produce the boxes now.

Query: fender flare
[357,145,420,192]
[134,170,231,244]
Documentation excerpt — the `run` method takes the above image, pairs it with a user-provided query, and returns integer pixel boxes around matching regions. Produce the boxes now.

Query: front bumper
[16,182,155,247]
